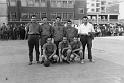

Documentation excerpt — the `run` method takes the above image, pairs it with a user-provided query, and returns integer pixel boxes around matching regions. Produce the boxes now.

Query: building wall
[74,0,87,19]
[0,0,8,25]
[7,0,87,22]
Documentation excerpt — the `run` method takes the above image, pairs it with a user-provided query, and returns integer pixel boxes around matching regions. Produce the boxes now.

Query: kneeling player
[70,37,84,63]
[59,37,71,63]
[41,38,59,66]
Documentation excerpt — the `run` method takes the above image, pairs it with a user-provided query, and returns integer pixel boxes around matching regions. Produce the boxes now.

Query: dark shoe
[65,60,70,64]
[28,62,32,65]
[40,61,44,64]
[89,59,95,62]
[37,61,40,64]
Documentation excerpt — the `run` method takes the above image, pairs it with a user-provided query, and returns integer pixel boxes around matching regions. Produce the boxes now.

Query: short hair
[82,16,88,19]
[56,16,61,19]
[31,15,36,18]
[67,20,72,23]
[42,17,47,20]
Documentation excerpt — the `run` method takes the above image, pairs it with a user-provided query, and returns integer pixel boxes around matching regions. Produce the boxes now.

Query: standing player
[52,16,65,55]
[59,37,71,63]
[25,15,41,65]
[64,20,78,42]
[40,17,54,55]
[78,16,95,63]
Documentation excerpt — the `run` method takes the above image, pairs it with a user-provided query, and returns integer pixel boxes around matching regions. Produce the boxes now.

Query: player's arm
[43,49,47,60]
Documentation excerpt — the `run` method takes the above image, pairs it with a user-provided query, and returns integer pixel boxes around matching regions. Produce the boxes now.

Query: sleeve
[58,42,62,49]
[50,25,54,38]
[63,27,67,37]
[25,23,29,33]
[74,28,78,37]
[91,24,95,32]
[54,44,57,50]
[78,24,81,34]
[42,44,46,50]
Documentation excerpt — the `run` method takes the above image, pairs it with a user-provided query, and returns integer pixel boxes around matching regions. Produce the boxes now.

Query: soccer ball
[74,56,80,62]
[43,60,50,67]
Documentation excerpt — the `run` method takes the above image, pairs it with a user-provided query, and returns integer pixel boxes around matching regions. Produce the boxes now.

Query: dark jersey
[70,41,82,50]
[42,43,57,56]
[59,41,70,50]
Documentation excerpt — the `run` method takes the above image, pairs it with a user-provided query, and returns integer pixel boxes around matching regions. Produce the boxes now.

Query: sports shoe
[89,59,95,62]
[80,60,84,64]
[28,62,32,65]
[37,61,40,64]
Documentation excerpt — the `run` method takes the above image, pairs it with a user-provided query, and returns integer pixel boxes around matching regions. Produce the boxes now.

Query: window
[63,1,68,8]
[68,13,73,19]
[21,0,46,7]
[21,0,27,6]
[96,0,100,2]
[101,1,106,5]
[27,0,34,7]
[41,12,47,18]
[101,7,105,11]
[9,0,16,6]
[50,0,57,8]
[21,13,29,19]
[78,8,84,14]
[34,0,40,7]
[96,3,100,7]
[96,8,100,12]
[11,12,17,19]
[50,0,74,8]
[91,8,95,12]
[40,0,46,7]
[63,13,68,19]
[57,13,62,17]
[91,3,95,7]
[51,13,57,19]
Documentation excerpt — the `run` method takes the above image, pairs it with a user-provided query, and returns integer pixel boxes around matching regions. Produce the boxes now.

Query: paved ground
[0,36,124,83]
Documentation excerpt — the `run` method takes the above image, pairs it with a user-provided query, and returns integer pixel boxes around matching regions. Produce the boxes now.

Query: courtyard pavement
[0,36,124,83]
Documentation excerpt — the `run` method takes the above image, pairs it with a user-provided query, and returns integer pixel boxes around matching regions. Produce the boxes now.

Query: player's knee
[67,49,71,53]
[53,55,58,60]
[70,54,75,59]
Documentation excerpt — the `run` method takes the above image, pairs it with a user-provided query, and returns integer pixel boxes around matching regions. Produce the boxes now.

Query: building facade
[7,0,87,23]
[0,0,8,25]
[87,0,119,24]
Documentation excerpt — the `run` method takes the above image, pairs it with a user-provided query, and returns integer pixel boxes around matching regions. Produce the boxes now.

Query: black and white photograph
[0,0,124,83]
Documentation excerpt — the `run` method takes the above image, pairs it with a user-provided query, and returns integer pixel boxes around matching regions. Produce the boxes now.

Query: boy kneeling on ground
[41,37,59,67]
[59,37,71,63]
[70,37,84,63]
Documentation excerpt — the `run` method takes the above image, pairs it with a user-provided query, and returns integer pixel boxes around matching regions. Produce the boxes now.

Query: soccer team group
[26,15,95,67]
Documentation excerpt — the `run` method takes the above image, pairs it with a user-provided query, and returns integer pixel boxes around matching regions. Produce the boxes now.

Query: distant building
[7,0,87,24]
[0,0,8,25]
[87,0,119,24]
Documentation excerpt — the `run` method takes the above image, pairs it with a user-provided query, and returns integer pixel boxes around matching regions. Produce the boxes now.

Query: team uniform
[25,22,41,64]
[64,26,78,42]
[53,22,65,55]
[58,41,71,62]
[70,40,83,61]
[42,42,58,63]
[40,23,53,46]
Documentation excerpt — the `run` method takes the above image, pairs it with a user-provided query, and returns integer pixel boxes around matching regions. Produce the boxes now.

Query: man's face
[83,18,88,23]
[73,37,78,42]
[47,38,52,43]
[43,18,47,22]
[56,18,61,22]
[31,17,36,22]
[63,37,67,42]
[67,22,72,27]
